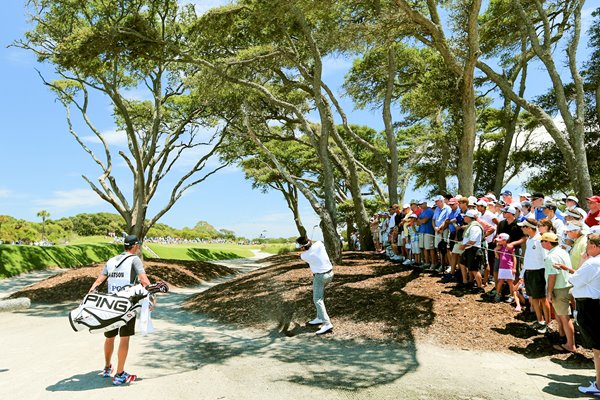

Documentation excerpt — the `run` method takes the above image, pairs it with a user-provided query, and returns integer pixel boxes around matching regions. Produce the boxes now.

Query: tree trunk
[383,46,399,206]
[458,82,477,196]
[493,98,517,194]
[457,0,482,197]
[596,82,600,125]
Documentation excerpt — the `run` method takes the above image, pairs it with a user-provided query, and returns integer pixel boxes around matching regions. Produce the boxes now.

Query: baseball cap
[410,199,419,205]
[521,200,532,208]
[564,195,579,203]
[495,233,510,241]
[587,195,600,203]
[419,199,428,205]
[465,209,478,218]
[543,202,557,210]
[124,235,141,246]
[519,192,531,198]
[485,193,497,201]
[432,195,444,202]
[501,190,512,196]
[501,206,517,215]
[517,219,537,229]
[475,200,488,207]
[408,214,418,219]
[564,222,585,232]
[448,198,458,205]
[402,203,410,209]
[540,232,559,243]
[564,209,583,219]
[530,192,544,200]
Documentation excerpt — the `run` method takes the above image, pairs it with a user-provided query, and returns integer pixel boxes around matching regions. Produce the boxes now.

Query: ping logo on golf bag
[84,294,130,313]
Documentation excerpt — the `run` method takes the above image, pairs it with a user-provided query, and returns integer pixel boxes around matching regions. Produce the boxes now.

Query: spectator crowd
[369,191,600,397]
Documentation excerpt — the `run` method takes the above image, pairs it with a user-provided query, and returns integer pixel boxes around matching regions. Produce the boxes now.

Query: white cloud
[83,129,128,147]
[34,188,106,211]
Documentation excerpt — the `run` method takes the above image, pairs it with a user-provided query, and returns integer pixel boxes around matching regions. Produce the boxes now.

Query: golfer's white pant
[313,270,333,324]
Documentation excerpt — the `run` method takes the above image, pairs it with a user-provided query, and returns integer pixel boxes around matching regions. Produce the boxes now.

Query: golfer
[296,236,334,335]
[88,234,150,385]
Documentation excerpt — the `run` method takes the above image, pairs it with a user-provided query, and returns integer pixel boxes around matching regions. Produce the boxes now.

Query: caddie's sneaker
[578,381,600,396]
[315,324,333,335]
[98,364,113,378]
[112,371,136,386]
[307,318,324,325]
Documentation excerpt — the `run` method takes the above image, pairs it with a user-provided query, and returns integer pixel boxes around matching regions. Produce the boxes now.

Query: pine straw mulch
[184,251,594,365]
[8,258,236,303]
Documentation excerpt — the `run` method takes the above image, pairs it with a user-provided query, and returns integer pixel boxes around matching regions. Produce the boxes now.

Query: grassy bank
[0,240,294,279]
[0,243,123,279]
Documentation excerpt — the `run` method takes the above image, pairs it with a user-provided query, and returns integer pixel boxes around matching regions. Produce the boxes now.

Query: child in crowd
[494,233,517,303]
[408,214,420,266]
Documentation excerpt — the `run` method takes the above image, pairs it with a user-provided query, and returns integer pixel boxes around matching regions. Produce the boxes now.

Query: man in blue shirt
[432,195,451,272]
[417,200,435,270]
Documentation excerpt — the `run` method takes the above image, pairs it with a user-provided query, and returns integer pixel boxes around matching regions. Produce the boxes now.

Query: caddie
[88,234,151,386]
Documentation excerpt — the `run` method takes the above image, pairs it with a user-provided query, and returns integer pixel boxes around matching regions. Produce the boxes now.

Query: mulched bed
[7,251,594,364]
[8,258,236,303]
[184,251,594,364]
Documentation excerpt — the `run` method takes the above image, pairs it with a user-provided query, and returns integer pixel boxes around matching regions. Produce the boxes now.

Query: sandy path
[0,253,593,400]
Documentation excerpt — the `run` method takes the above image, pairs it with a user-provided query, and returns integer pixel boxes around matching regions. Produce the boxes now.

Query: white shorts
[419,232,434,250]
[434,231,448,247]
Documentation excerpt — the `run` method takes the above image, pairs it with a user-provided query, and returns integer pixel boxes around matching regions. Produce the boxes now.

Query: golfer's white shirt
[300,241,333,274]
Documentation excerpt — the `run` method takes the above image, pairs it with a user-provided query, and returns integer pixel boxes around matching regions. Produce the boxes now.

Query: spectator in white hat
[564,195,588,221]
[541,232,576,353]
[568,234,600,397]
[563,221,589,271]
[457,209,486,293]
[518,218,551,333]
[519,192,532,202]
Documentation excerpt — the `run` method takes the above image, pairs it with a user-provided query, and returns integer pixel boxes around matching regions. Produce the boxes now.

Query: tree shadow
[161,253,432,390]
[491,322,539,340]
[139,316,419,391]
[46,371,113,392]
[527,372,594,398]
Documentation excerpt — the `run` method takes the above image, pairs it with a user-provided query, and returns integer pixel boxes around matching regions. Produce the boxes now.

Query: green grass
[0,243,123,279]
[259,243,294,254]
[145,243,257,261]
[68,235,114,244]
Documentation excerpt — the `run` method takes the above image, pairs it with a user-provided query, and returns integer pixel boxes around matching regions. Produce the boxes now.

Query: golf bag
[68,281,168,334]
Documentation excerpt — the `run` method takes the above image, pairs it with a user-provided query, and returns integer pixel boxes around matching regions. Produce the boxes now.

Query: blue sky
[0,1,596,239]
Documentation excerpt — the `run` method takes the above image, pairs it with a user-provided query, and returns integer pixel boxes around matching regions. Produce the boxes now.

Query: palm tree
[37,210,50,242]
